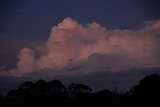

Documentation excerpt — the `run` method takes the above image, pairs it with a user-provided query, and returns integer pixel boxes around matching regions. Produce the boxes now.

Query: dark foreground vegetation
[0,74,160,107]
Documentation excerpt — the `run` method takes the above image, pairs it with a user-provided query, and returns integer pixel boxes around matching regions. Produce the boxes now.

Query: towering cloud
[1,17,160,77]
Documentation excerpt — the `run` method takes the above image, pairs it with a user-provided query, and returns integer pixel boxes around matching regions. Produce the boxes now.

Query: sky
[0,0,160,93]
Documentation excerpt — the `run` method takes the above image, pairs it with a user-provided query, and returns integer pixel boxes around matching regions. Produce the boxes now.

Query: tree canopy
[0,74,160,107]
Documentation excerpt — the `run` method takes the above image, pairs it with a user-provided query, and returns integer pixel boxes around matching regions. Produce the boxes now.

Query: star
[20,9,24,12]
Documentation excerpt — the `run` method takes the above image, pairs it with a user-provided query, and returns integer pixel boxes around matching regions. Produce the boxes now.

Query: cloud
[0,17,160,77]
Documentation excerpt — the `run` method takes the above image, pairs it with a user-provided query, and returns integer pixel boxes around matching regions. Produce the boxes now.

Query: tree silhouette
[127,74,160,106]
[0,94,4,107]
[67,83,92,97]
[0,73,160,107]
[18,81,34,90]
[47,80,66,96]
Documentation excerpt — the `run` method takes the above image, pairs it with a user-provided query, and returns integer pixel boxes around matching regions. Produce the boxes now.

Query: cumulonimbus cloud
[1,17,160,77]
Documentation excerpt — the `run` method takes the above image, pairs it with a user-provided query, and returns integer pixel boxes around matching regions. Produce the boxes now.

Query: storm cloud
[0,17,160,77]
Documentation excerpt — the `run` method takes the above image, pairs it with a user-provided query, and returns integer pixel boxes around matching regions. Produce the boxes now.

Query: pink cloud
[1,17,160,77]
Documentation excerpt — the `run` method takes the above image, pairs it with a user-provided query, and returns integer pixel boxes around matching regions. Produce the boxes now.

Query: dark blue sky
[0,0,160,68]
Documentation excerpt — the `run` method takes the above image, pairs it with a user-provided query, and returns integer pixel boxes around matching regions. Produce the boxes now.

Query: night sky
[0,0,160,93]
[1,0,160,67]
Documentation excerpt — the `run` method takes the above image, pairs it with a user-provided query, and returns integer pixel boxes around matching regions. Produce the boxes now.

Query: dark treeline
[0,74,160,107]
